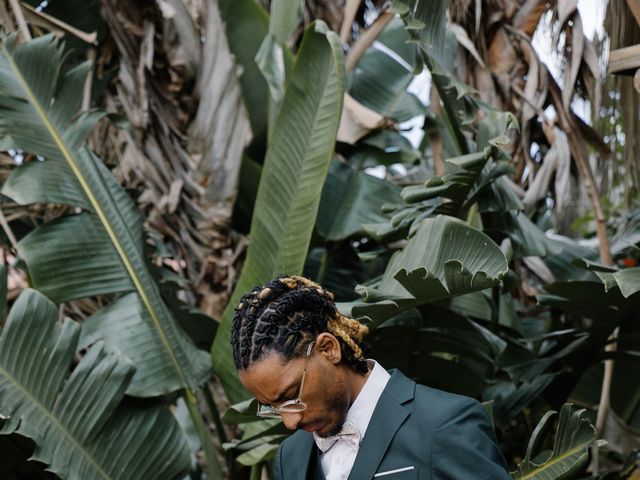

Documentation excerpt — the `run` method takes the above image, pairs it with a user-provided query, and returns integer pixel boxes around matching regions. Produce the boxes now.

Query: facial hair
[320,389,351,438]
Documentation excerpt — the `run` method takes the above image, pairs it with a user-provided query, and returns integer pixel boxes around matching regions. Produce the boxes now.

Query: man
[231,275,511,480]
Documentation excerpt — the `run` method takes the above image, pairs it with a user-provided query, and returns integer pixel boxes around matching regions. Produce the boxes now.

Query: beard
[317,389,351,438]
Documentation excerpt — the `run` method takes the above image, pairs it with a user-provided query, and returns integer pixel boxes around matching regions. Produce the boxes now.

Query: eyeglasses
[256,341,315,418]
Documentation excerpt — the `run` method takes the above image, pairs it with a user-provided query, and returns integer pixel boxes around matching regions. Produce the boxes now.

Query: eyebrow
[270,381,298,405]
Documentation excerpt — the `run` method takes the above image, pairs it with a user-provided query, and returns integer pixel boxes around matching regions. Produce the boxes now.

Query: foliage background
[0,0,639,479]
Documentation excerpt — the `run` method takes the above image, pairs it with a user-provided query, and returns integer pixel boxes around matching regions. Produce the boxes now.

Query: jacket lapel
[348,370,415,480]
[286,431,317,480]
[314,448,327,480]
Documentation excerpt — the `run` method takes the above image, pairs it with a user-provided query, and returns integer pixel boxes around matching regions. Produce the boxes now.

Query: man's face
[238,347,351,438]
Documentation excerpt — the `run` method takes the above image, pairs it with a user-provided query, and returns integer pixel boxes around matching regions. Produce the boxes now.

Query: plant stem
[345,10,393,71]
[424,56,469,156]
[184,389,225,479]
[202,382,238,478]
[316,247,330,286]
[490,285,500,333]
[202,383,229,445]
[7,0,31,42]
[250,463,262,480]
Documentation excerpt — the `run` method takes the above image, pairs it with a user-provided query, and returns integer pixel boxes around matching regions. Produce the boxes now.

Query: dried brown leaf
[557,0,578,27]
[21,2,96,43]
[188,0,252,207]
[523,256,556,284]
[337,93,385,144]
[562,13,584,110]
[513,0,548,36]
[450,22,486,67]
[519,39,544,125]
[488,27,517,75]
[339,0,362,43]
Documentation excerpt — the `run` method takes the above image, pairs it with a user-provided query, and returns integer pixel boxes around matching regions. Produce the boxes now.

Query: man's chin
[316,418,345,438]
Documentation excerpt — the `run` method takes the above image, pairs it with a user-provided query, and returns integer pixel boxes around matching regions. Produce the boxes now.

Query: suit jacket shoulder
[274,428,316,480]
[412,381,485,429]
[273,369,510,480]
[409,380,510,480]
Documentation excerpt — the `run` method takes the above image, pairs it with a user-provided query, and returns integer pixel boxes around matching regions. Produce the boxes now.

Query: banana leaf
[0,289,190,479]
[512,404,605,479]
[341,215,508,327]
[613,267,640,298]
[210,21,345,404]
[392,0,475,155]
[348,17,425,122]
[0,33,209,397]
[316,160,402,241]
[218,0,270,151]
[255,0,299,128]
[365,111,519,242]
[222,400,287,467]
[269,0,304,44]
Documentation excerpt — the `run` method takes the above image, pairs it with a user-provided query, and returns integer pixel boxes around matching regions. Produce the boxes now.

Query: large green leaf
[571,356,640,434]
[512,404,605,479]
[539,280,638,321]
[341,215,508,326]
[303,244,370,302]
[316,160,402,241]
[255,0,300,127]
[222,399,287,466]
[393,0,475,155]
[613,266,640,298]
[211,21,345,403]
[359,129,420,165]
[218,0,270,148]
[366,111,519,242]
[269,0,303,44]
[348,18,425,122]
[0,289,190,479]
[0,34,209,397]
[369,317,501,397]
[488,375,559,428]
[562,264,640,433]
[483,211,561,258]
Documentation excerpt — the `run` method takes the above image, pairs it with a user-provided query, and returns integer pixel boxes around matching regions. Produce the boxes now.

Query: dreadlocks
[231,275,369,374]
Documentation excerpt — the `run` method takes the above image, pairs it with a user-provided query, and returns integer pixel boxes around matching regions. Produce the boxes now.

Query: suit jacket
[273,369,511,480]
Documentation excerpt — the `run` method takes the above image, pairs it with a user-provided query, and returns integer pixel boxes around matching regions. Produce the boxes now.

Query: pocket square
[373,466,416,477]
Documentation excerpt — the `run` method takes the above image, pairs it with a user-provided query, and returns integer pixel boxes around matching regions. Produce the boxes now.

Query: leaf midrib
[0,364,111,480]
[271,34,342,271]
[2,44,188,392]
[516,443,587,480]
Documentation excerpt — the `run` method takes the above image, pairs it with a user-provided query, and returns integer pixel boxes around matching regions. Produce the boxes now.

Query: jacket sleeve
[273,443,284,480]
[431,398,511,480]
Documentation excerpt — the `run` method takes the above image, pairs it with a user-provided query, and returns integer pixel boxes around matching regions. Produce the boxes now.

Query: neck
[346,360,373,407]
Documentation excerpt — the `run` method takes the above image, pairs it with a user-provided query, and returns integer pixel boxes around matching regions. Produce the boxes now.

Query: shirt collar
[346,360,390,437]
[313,360,390,445]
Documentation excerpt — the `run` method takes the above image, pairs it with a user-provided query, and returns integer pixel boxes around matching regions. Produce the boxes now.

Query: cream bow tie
[315,420,361,453]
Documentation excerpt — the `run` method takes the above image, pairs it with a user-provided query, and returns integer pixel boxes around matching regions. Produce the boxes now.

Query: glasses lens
[257,411,282,419]
[257,404,280,418]
[278,402,307,413]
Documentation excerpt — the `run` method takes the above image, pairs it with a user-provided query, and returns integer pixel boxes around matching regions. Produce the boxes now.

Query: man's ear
[316,332,342,364]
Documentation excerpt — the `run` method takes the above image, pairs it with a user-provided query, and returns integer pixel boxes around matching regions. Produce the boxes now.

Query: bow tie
[314,420,361,453]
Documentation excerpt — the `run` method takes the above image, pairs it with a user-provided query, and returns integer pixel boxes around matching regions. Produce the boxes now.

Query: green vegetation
[0,0,638,478]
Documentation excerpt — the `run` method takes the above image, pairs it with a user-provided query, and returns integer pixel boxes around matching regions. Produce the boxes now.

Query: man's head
[231,275,370,437]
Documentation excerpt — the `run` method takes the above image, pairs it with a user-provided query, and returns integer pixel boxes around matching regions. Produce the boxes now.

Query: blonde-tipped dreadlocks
[231,275,370,373]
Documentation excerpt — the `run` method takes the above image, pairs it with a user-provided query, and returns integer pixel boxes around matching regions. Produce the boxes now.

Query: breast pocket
[373,466,418,479]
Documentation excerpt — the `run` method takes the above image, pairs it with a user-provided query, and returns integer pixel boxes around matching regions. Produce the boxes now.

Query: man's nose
[280,411,302,430]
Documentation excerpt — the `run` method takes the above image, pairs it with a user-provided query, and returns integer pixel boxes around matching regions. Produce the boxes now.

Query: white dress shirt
[313,360,390,480]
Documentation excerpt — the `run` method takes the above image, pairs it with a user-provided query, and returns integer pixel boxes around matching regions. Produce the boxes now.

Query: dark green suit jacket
[273,369,511,479]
